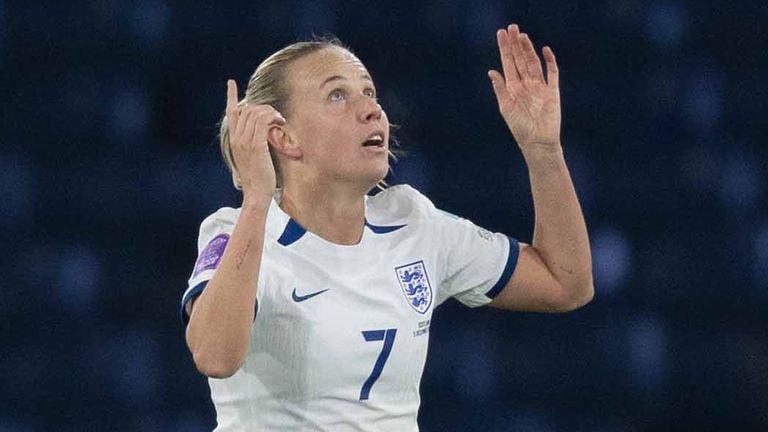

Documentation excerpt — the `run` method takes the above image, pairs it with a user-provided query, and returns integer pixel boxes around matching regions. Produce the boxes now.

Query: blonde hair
[219,38,349,189]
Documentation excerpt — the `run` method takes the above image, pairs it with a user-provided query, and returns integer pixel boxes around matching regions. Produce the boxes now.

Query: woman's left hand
[489,24,561,153]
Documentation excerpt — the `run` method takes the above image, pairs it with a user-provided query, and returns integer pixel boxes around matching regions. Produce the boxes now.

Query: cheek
[295,114,329,146]
[299,117,350,160]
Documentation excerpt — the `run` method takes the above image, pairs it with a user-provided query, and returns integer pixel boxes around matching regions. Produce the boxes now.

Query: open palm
[489,24,561,150]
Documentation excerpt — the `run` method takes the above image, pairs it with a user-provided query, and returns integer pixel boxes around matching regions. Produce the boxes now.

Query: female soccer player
[181,24,593,431]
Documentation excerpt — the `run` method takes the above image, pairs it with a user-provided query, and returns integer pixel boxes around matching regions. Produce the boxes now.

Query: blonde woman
[182,23,593,431]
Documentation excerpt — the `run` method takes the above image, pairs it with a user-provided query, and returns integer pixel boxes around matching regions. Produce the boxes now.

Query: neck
[279,179,370,246]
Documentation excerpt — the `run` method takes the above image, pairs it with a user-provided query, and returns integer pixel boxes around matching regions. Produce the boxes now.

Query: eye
[329,89,346,102]
[364,88,377,99]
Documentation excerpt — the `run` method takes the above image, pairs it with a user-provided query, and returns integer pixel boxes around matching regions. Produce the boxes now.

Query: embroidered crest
[395,260,433,314]
[476,227,494,242]
[192,233,230,277]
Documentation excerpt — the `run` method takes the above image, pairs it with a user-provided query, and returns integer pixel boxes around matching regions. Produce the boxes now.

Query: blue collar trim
[277,218,307,246]
[364,220,407,234]
[277,218,406,246]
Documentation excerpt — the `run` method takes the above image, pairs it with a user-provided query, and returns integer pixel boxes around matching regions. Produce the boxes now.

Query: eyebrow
[319,74,373,89]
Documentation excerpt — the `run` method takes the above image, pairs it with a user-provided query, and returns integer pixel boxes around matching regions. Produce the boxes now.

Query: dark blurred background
[2,0,767,431]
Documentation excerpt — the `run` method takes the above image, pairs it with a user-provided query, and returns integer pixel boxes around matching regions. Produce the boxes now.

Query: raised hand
[225,80,285,202]
[488,24,561,153]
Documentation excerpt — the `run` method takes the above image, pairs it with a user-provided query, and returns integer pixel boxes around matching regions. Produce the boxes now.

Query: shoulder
[366,184,463,233]
[200,206,241,230]
[366,184,455,226]
[194,207,241,248]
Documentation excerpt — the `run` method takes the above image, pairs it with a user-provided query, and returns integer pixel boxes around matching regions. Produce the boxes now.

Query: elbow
[192,349,244,379]
[185,318,248,379]
[571,279,595,310]
[551,276,594,313]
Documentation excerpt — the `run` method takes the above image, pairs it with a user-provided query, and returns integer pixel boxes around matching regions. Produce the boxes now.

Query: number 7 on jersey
[359,328,397,400]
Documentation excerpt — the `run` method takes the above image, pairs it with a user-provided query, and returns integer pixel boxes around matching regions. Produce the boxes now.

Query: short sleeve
[431,208,520,308]
[180,207,239,324]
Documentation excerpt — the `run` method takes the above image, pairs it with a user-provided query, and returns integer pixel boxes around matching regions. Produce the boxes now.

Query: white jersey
[181,185,519,432]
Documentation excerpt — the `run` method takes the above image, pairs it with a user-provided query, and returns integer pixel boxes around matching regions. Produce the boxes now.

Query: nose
[359,97,383,123]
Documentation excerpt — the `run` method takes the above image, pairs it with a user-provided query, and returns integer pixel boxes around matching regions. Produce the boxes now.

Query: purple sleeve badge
[192,233,230,278]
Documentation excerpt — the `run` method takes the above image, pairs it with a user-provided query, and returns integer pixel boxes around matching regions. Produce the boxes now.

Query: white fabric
[181,184,518,432]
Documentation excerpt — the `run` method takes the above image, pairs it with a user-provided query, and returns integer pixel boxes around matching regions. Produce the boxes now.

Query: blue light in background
[463,0,503,47]
[718,150,759,212]
[0,0,5,64]
[0,418,33,432]
[683,67,722,135]
[292,0,335,38]
[171,413,210,432]
[500,410,556,432]
[129,0,171,45]
[55,244,102,314]
[679,144,717,194]
[454,333,496,403]
[627,314,666,394]
[104,328,160,407]
[645,0,686,49]
[753,221,768,292]
[604,0,643,30]
[0,154,34,230]
[109,81,149,146]
[644,66,677,115]
[390,149,430,195]
[424,0,461,39]
[2,1,766,428]
[566,145,596,214]
[593,227,632,297]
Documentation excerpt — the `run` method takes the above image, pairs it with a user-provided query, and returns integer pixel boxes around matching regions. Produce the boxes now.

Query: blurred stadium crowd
[1,0,767,431]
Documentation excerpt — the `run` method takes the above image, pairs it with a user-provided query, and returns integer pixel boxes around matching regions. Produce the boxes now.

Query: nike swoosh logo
[292,288,330,303]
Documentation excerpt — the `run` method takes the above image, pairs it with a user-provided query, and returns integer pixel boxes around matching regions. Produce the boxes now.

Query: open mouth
[362,132,386,148]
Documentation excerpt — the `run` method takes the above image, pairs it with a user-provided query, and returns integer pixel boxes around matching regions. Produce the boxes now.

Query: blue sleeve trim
[180,282,207,325]
[277,218,307,246]
[485,236,520,299]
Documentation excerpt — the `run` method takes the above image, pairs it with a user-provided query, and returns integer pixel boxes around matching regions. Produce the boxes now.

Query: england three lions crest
[395,260,433,314]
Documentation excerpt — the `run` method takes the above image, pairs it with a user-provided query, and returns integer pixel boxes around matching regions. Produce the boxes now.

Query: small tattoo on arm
[556,264,575,275]
[235,240,253,270]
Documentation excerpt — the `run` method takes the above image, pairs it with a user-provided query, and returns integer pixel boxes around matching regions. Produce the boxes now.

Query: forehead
[288,47,371,89]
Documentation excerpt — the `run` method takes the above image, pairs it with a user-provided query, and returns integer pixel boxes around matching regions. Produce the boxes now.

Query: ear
[267,125,303,159]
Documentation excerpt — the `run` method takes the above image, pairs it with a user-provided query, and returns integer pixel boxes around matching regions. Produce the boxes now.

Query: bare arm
[492,148,593,312]
[186,201,269,377]
[185,80,285,378]
[486,24,593,312]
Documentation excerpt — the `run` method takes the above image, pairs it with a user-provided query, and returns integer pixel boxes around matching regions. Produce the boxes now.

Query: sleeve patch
[192,233,230,277]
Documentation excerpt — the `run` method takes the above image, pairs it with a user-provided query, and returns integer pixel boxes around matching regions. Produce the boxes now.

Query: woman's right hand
[226,79,285,204]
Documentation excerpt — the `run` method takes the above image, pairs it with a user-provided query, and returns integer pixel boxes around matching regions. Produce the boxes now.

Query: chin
[359,162,390,190]
[373,160,391,182]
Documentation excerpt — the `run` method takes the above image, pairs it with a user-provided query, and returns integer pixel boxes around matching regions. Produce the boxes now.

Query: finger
[257,106,285,122]
[234,104,254,141]
[226,80,240,130]
[251,111,286,144]
[506,24,526,81]
[497,28,519,83]
[488,69,515,107]
[249,106,286,128]
[244,108,263,146]
[543,46,559,89]
[507,25,529,82]
[520,34,545,83]
[270,112,287,126]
